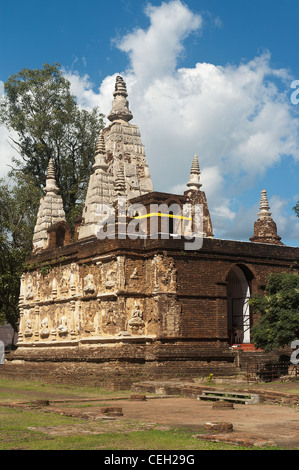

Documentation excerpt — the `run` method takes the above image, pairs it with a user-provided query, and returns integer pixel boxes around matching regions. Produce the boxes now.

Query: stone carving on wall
[60,271,70,295]
[130,267,138,279]
[104,267,116,290]
[128,302,145,332]
[83,302,99,335]
[24,318,33,338]
[57,314,68,336]
[152,255,177,293]
[105,305,117,326]
[84,274,96,295]
[25,276,34,301]
[39,318,50,339]
[84,312,96,334]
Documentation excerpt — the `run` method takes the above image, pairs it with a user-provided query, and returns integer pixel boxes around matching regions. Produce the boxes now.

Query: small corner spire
[95,130,106,155]
[93,130,109,172]
[250,189,283,245]
[45,158,59,194]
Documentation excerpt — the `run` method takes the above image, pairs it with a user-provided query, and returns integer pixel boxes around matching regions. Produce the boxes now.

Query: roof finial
[258,189,271,218]
[93,130,109,172]
[45,158,59,194]
[95,129,106,155]
[107,76,133,123]
[186,154,202,191]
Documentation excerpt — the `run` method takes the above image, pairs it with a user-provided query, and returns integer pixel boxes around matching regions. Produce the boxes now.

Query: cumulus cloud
[58,0,299,242]
[116,0,202,82]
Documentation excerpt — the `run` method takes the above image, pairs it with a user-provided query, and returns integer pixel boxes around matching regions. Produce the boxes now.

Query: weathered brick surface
[14,230,299,384]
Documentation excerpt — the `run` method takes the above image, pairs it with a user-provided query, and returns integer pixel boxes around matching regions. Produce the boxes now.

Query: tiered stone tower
[32,158,66,253]
[184,154,214,238]
[250,189,283,245]
[78,76,153,240]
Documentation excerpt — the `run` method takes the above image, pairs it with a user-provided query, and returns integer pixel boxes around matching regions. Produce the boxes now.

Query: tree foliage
[250,272,299,352]
[294,201,299,218]
[0,63,104,221]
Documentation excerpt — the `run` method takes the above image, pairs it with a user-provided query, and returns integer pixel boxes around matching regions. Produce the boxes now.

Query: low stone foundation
[0,339,237,389]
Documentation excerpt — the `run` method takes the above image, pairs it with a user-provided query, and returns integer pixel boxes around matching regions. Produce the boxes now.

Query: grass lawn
[0,405,274,451]
[0,377,289,451]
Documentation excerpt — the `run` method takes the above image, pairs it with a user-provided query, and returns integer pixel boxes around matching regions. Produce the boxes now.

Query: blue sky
[1,0,299,246]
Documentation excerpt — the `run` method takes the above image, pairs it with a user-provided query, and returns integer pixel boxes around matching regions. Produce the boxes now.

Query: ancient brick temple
[14,76,299,384]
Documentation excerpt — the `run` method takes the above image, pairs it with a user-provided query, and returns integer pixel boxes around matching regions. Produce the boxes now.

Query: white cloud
[62,0,299,242]
[116,0,202,83]
[269,195,299,243]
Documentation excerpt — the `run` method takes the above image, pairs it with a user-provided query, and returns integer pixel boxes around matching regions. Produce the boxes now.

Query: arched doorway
[227,265,251,345]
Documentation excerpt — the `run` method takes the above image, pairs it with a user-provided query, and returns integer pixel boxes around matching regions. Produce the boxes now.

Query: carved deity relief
[97,261,117,291]
[152,255,177,293]
[39,317,50,339]
[57,313,68,336]
[25,275,35,301]
[24,317,33,338]
[60,271,71,295]
[101,301,119,335]
[84,273,96,295]
[128,301,145,333]
[83,302,98,335]
[105,305,117,326]
[104,266,117,290]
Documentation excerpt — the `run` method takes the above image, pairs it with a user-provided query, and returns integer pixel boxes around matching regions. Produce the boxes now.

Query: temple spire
[184,154,213,238]
[186,154,202,191]
[32,158,66,252]
[93,130,109,172]
[258,189,271,218]
[44,158,59,194]
[107,76,133,123]
[250,189,283,245]
[95,129,106,155]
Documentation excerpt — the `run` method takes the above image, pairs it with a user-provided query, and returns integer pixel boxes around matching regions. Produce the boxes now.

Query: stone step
[198,390,260,405]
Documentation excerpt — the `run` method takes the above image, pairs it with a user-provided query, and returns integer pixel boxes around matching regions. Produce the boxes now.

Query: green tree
[0,63,104,221]
[250,272,299,352]
[294,201,299,218]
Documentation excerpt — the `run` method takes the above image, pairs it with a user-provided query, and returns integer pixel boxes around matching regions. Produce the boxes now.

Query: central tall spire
[107,76,133,123]
[78,75,153,240]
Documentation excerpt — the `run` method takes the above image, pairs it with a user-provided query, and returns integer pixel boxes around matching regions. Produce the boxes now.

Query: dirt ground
[4,388,299,449]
